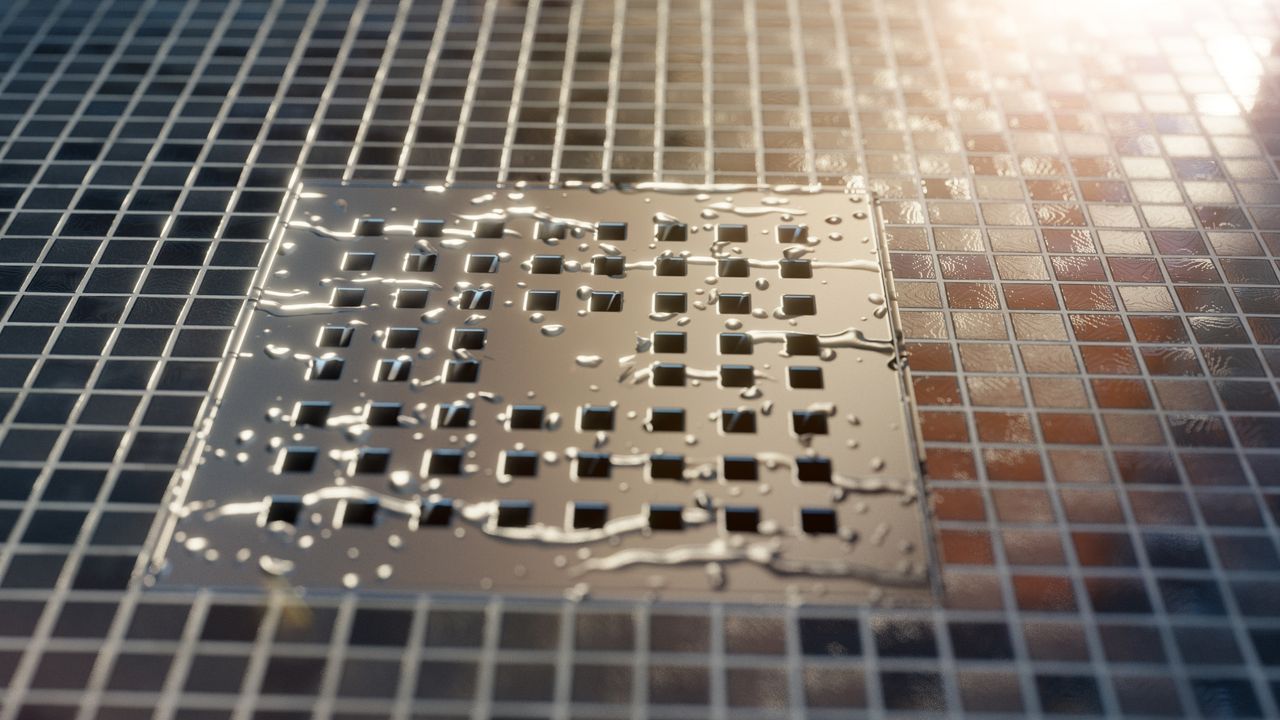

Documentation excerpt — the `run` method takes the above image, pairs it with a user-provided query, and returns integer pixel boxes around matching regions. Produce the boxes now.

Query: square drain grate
[153,183,933,604]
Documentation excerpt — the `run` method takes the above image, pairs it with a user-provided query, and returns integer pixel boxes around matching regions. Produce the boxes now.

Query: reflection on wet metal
[153,182,930,604]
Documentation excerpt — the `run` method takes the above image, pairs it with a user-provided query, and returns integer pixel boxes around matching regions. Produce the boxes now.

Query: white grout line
[342,0,415,182]
[548,0,584,184]
[444,0,499,186]
[600,0,627,183]
[496,0,543,185]
[393,0,456,184]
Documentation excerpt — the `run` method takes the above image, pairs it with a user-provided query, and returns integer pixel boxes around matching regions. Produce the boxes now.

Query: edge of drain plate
[141,180,936,606]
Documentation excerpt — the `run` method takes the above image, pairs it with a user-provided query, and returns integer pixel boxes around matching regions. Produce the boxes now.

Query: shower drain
[152,182,932,604]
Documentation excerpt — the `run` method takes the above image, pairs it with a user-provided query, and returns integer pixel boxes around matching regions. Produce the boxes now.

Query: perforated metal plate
[154,182,932,604]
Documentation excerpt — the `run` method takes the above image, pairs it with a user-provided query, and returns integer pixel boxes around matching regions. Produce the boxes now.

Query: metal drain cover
[153,182,932,604]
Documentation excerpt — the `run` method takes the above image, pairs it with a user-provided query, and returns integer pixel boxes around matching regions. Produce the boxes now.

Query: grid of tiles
[0,0,1275,716]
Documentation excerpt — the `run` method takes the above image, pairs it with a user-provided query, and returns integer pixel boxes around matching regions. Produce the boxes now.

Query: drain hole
[718,258,750,277]
[375,358,412,382]
[651,362,686,386]
[776,224,808,244]
[450,327,486,350]
[341,499,379,526]
[466,253,500,273]
[293,401,331,427]
[781,294,817,315]
[278,447,318,473]
[508,405,545,430]
[796,456,832,483]
[525,290,559,311]
[800,508,838,534]
[719,332,753,355]
[791,411,829,435]
[653,292,686,313]
[652,331,686,353]
[395,288,429,308]
[592,255,626,276]
[307,356,344,380]
[263,497,302,525]
[779,259,812,278]
[414,218,444,237]
[317,325,354,347]
[444,359,480,383]
[717,293,751,314]
[365,402,401,426]
[434,403,471,428]
[570,501,608,529]
[588,290,623,312]
[354,448,391,473]
[647,407,685,432]
[596,221,627,241]
[530,254,563,274]
[722,455,758,481]
[788,366,824,389]
[575,453,611,478]
[719,364,755,388]
[717,224,747,243]
[496,500,532,527]
[654,256,687,276]
[384,327,419,349]
[502,450,539,477]
[723,506,760,533]
[330,287,365,307]
[649,454,684,480]
[473,218,505,239]
[342,252,375,271]
[421,499,453,526]
[425,449,465,475]
[458,289,493,310]
[647,503,684,530]
[354,218,384,236]
[785,333,820,355]
[579,405,615,431]
[655,221,687,242]
[536,220,567,241]
[404,252,437,272]
[721,409,757,434]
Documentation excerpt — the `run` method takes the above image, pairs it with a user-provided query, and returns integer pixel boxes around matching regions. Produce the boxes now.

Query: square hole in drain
[157,184,931,605]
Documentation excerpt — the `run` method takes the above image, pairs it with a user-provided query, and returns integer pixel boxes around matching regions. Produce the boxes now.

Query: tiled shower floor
[0,0,1277,716]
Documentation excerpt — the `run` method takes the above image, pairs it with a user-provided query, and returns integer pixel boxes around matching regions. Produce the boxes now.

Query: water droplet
[342,573,359,589]
[825,215,841,224]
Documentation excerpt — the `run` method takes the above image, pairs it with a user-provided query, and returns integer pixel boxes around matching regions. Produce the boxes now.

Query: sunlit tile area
[0,0,1277,715]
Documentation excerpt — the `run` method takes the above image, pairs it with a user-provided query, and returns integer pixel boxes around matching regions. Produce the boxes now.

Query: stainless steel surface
[157,183,931,603]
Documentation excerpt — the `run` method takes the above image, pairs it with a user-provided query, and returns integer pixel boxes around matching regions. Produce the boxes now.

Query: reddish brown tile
[1002,284,1059,310]
[940,530,995,565]
[974,412,1035,443]
[1039,414,1101,445]
[1013,575,1077,612]
[1090,379,1152,409]
[983,449,1044,481]
[932,488,986,522]
[1080,346,1141,375]
[1060,284,1116,311]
